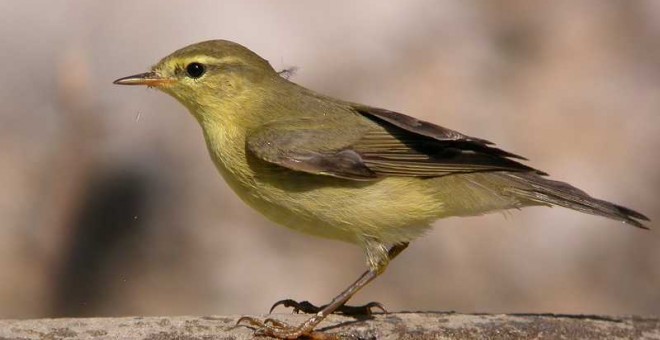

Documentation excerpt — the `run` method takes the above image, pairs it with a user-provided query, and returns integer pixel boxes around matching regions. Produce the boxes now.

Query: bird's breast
[199,118,441,245]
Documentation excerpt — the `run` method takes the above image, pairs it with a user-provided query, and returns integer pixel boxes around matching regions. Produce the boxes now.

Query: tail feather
[504,172,650,229]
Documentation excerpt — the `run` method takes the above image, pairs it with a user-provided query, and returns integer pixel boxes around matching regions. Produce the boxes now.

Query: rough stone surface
[0,313,658,339]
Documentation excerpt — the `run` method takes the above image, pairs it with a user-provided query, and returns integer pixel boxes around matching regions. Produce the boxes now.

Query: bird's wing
[356,106,525,159]
[352,106,546,177]
[247,107,544,181]
[246,117,379,180]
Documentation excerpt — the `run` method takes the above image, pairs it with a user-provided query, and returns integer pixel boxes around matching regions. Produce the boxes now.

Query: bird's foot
[270,299,387,316]
[236,316,335,339]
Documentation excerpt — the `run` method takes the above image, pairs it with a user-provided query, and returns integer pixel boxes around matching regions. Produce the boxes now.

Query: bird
[114,39,649,339]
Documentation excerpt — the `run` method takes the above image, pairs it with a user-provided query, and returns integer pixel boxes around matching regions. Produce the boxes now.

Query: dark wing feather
[357,107,527,160]
[353,106,546,177]
[247,107,544,181]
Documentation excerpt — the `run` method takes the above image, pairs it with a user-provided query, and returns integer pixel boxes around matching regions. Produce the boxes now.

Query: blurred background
[1,0,659,319]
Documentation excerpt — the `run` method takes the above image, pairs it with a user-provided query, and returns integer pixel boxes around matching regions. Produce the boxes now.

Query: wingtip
[616,205,651,230]
[615,205,650,230]
[626,219,650,230]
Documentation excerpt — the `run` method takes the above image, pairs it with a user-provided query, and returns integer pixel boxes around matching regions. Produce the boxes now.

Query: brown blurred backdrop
[0,0,658,319]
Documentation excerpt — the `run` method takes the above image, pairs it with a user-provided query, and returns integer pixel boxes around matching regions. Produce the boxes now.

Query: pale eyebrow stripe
[215,56,246,64]
[188,56,246,65]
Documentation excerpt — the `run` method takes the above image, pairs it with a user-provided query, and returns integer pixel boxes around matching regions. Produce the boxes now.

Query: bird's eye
[186,62,206,78]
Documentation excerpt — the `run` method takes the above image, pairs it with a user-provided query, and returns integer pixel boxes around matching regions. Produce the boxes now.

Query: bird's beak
[113,72,174,87]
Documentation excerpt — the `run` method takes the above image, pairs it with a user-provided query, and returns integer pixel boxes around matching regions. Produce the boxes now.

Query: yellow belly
[219,158,442,245]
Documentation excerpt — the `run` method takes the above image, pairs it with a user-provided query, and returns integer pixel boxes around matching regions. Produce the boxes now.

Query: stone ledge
[1,312,658,339]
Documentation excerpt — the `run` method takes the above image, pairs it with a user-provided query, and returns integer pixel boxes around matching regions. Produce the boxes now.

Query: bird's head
[114,40,277,119]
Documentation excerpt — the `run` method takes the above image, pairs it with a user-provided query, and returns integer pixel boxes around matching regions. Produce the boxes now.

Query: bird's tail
[503,172,649,229]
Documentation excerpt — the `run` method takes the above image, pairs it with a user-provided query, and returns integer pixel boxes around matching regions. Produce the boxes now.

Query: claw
[234,315,325,339]
[269,299,298,314]
[356,302,388,315]
[235,316,263,328]
[270,299,321,314]
[270,298,387,316]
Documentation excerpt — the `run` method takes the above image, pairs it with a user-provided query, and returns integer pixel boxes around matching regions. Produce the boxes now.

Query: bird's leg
[237,242,409,339]
[269,242,409,317]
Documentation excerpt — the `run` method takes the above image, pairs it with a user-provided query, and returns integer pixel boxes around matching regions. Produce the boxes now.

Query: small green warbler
[115,40,648,339]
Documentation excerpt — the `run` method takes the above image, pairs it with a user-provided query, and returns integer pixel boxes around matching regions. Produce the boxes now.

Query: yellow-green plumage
[114,39,649,266]
[151,40,641,245]
[114,39,648,338]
